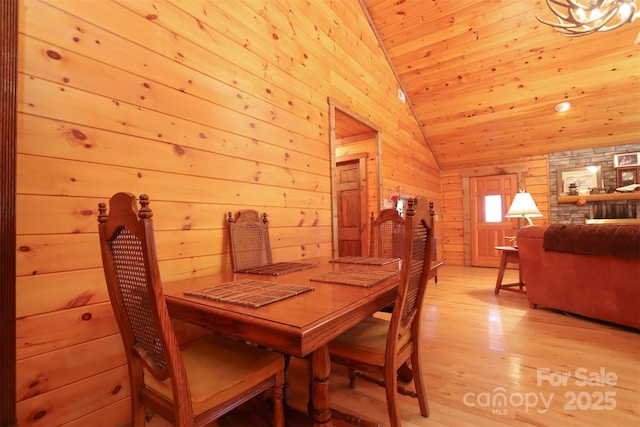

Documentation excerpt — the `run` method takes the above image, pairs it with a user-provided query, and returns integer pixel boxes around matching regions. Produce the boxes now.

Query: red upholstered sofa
[517,224,640,330]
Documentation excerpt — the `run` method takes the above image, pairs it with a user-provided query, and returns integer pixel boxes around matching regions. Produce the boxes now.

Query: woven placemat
[310,267,399,288]
[330,256,399,266]
[185,279,314,308]
[235,261,318,276]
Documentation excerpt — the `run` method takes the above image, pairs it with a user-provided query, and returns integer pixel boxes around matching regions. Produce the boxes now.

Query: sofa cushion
[542,224,640,259]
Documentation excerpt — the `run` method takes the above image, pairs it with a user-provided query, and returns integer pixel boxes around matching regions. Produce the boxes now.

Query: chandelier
[536,0,638,36]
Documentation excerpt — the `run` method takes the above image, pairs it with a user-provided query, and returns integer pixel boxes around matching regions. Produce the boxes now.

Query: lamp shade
[505,192,542,225]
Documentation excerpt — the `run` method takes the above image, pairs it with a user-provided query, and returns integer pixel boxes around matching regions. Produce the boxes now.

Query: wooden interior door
[471,174,518,267]
[336,159,367,256]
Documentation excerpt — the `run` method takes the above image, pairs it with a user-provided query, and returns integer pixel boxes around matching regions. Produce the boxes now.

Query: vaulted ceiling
[359,0,640,169]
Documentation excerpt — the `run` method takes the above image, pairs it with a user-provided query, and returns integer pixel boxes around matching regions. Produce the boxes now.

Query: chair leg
[272,371,286,427]
[129,380,146,427]
[131,402,146,427]
[307,357,313,417]
[385,369,402,427]
[348,368,358,388]
[283,354,291,405]
[410,351,429,417]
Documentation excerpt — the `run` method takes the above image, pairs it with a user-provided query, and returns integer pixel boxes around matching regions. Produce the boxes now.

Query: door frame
[328,98,383,258]
[461,165,529,266]
[1,0,18,424]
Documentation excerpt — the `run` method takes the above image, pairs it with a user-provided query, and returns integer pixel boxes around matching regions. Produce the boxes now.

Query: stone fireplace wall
[549,143,640,224]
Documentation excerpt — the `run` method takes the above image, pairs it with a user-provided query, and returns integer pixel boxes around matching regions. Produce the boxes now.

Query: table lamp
[505,191,542,226]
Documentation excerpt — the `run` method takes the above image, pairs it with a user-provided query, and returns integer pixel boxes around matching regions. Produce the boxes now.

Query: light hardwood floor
[149,265,640,427]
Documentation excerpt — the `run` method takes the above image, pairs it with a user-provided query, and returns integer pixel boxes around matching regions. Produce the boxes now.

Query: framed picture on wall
[616,167,640,188]
[557,165,602,195]
[613,152,640,168]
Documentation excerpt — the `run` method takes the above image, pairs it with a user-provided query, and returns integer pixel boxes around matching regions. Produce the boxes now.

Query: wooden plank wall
[16,0,441,425]
[441,156,550,266]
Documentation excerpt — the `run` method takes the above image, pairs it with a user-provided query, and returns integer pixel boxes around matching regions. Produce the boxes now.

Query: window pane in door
[485,195,502,223]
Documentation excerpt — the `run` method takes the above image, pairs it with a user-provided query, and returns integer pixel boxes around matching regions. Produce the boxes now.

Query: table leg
[518,264,524,292]
[310,345,333,427]
[494,252,508,294]
[309,347,384,427]
[494,250,526,294]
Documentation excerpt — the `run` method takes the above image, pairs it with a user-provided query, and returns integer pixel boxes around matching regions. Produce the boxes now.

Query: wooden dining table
[163,256,401,427]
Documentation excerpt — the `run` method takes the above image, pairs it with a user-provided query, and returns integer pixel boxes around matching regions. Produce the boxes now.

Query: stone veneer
[549,143,640,224]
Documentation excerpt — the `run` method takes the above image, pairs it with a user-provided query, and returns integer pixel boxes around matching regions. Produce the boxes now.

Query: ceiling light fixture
[537,0,638,37]
[555,101,571,112]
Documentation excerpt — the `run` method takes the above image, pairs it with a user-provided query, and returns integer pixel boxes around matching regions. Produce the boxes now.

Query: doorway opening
[328,98,382,258]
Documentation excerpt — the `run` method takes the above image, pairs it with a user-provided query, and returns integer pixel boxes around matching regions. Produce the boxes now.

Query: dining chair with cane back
[370,208,406,315]
[227,209,273,272]
[227,209,317,276]
[328,196,434,427]
[368,207,413,382]
[369,208,405,259]
[98,193,285,427]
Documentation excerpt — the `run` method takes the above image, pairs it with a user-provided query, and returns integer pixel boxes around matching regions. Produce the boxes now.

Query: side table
[494,246,526,294]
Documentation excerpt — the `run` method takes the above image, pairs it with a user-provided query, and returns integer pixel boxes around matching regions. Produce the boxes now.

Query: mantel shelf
[558,193,640,204]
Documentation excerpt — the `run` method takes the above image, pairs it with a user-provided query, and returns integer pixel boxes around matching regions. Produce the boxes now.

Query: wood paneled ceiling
[360,0,640,169]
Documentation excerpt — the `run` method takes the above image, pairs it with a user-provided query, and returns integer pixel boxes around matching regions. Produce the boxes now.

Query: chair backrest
[97,193,192,407]
[387,196,435,355]
[227,209,274,271]
[369,208,405,258]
